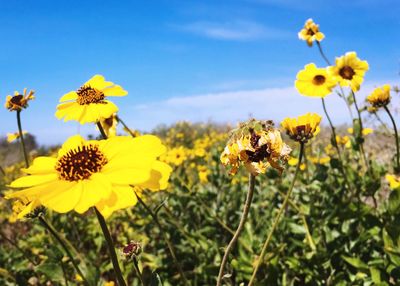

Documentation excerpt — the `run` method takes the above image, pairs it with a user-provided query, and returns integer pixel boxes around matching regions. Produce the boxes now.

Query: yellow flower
[160,146,188,166]
[221,120,291,176]
[367,84,391,108]
[75,274,83,282]
[386,174,400,190]
[328,52,369,92]
[7,131,28,143]
[347,127,373,136]
[55,75,127,124]
[309,156,331,165]
[99,114,118,137]
[298,18,325,47]
[8,196,41,222]
[281,113,322,143]
[6,135,171,218]
[197,166,210,183]
[336,135,351,148]
[288,157,306,170]
[5,88,35,111]
[104,282,115,286]
[295,63,337,98]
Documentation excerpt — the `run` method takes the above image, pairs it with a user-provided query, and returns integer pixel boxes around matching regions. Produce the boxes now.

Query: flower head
[122,241,142,259]
[6,134,172,218]
[5,88,35,111]
[298,18,325,47]
[99,114,118,137]
[55,75,127,124]
[221,120,291,176]
[328,52,369,92]
[295,63,337,98]
[367,84,391,108]
[386,174,400,190]
[281,113,322,143]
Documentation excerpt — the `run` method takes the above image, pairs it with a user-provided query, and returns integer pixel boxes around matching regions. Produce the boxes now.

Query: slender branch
[134,192,188,285]
[216,174,256,286]
[94,208,127,286]
[132,257,145,286]
[384,105,400,173]
[38,215,90,286]
[248,143,304,285]
[351,90,369,170]
[16,110,29,168]
[316,42,331,65]
[115,115,137,137]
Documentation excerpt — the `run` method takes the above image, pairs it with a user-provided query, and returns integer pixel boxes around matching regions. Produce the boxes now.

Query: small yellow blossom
[5,88,35,111]
[281,113,322,143]
[295,63,337,98]
[75,274,83,282]
[386,174,400,190]
[161,146,189,166]
[347,128,373,136]
[288,157,306,170]
[328,52,369,92]
[7,131,28,143]
[104,282,115,286]
[367,84,391,108]
[298,18,325,47]
[336,135,351,148]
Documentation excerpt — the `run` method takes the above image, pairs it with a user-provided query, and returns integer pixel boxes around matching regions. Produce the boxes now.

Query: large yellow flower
[295,63,337,98]
[55,75,127,124]
[298,18,325,47]
[6,135,172,218]
[367,84,391,108]
[281,113,322,143]
[328,52,369,92]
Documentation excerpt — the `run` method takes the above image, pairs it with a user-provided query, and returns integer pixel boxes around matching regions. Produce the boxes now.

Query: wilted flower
[220,119,291,176]
[367,84,391,108]
[281,113,322,143]
[298,18,325,47]
[99,114,118,137]
[328,52,369,92]
[295,63,337,98]
[55,75,127,124]
[6,134,172,218]
[5,88,35,111]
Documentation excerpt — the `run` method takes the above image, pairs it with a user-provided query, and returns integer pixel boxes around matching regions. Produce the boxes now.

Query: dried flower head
[220,119,291,176]
[122,241,142,259]
[5,88,35,111]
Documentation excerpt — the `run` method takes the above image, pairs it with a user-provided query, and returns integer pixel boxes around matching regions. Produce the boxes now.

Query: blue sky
[1,0,399,144]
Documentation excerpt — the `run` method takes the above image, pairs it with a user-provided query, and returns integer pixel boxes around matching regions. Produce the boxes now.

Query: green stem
[216,174,256,286]
[134,192,188,285]
[351,90,369,170]
[248,143,304,286]
[115,115,137,137]
[94,208,127,286]
[0,231,38,266]
[132,257,145,286]
[61,260,69,286]
[384,105,400,173]
[16,110,29,168]
[316,42,331,65]
[38,215,90,286]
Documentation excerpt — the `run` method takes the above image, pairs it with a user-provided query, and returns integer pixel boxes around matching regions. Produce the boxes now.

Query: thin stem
[316,42,331,65]
[351,90,369,170]
[16,110,29,168]
[248,143,304,286]
[384,105,400,172]
[132,257,145,286]
[97,122,108,139]
[115,115,137,137]
[134,192,188,286]
[216,174,256,286]
[0,165,5,176]
[38,215,90,286]
[61,261,69,286]
[321,98,352,192]
[0,231,38,265]
[94,208,127,286]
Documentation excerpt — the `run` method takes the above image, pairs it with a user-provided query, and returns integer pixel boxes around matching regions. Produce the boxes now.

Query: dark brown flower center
[10,94,23,106]
[76,85,105,105]
[55,145,108,181]
[312,75,326,86]
[246,132,270,162]
[339,66,355,80]
[306,28,315,36]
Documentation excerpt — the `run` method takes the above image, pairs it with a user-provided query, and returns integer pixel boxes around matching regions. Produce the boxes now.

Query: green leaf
[342,256,368,271]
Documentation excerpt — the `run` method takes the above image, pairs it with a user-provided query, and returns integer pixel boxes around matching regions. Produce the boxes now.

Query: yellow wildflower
[288,157,306,170]
[386,174,400,190]
[99,114,118,137]
[298,18,325,47]
[161,146,188,166]
[55,75,127,124]
[295,63,337,98]
[328,52,369,92]
[7,131,28,143]
[336,135,351,148]
[347,128,373,136]
[367,84,391,108]
[281,113,322,143]
[5,88,35,111]
[6,135,171,218]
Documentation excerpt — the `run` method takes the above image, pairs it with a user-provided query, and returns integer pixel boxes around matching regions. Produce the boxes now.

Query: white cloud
[175,21,289,41]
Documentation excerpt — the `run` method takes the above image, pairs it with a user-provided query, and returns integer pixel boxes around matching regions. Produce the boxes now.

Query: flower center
[339,66,355,80]
[10,94,23,106]
[76,85,105,105]
[306,29,315,36]
[246,132,270,162]
[312,75,326,86]
[55,144,108,181]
